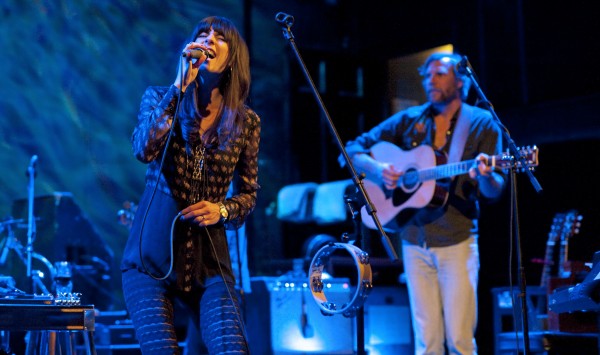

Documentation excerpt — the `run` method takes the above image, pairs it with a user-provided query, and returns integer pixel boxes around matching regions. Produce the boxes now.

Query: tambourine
[308,242,372,318]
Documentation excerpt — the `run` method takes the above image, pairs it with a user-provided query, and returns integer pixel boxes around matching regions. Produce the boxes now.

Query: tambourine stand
[345,193,367,355]
[309,237,372,355]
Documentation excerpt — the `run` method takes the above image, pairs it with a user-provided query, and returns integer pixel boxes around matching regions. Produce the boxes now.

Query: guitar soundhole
[392,169,420,207]
[401,169,419,192]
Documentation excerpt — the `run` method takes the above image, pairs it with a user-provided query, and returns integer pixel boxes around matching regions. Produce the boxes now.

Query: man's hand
[379,162,402,190]
[468,153,492,180]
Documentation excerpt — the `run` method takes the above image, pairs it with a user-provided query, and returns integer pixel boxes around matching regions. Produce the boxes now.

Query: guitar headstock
[496,145,539,172]
[561,209,583,241]
[549,212,567,243]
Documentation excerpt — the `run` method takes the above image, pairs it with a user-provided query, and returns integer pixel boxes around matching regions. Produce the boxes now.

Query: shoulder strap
[447,103,472,164]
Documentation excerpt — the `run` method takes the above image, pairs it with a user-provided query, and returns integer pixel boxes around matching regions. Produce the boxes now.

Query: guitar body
[361,143,449,229]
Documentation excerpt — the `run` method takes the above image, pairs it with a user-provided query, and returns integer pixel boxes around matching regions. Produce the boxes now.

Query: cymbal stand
[26,155,38,292]
[0,222,53,296]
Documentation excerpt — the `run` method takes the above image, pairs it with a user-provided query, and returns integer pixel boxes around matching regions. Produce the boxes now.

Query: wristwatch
[218,202,229,223]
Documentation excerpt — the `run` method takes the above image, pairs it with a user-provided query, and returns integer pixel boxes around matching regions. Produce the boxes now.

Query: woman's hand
[180,200,221,226]
[173,42,210,92]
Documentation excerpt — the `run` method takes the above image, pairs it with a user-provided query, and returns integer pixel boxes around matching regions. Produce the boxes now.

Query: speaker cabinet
[245,277,414,355]
[246,276,355,355]
[363,285,414,354]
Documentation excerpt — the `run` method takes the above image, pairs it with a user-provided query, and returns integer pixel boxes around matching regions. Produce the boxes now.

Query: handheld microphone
[182,48,214,60]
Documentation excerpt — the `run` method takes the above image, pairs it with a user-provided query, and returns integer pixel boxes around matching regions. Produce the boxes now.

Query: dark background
[1,1,599,353]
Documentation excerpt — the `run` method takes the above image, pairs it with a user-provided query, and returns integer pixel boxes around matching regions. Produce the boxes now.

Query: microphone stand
[459,57,542,355]
[274,12,398,262]
[275,12,398,355]
[26,155,38,292]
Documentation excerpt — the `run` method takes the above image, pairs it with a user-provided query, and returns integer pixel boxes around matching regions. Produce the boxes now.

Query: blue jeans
[402,236,479,355]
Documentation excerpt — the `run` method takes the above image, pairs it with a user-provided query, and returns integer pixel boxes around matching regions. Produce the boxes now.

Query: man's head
[419,53,471,103]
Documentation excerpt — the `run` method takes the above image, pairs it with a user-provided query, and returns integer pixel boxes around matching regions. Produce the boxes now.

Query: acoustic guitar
[361,142,539,229]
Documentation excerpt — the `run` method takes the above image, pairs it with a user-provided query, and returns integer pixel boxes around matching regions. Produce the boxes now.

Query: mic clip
[456,56,471,75]
[275,12,295,27]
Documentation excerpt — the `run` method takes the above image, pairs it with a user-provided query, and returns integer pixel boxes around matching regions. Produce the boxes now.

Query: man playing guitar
[342,52,506,354]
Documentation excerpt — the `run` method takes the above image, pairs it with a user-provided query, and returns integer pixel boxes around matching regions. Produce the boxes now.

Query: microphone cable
[137,59,187,281]
[205,226,251,353]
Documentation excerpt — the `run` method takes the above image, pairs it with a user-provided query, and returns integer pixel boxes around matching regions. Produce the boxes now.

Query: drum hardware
[31,270,51,295]
[0,218,26,231]
[0,219,24,265]
[0,226,56,276]
[0,229,55,293]
[4,199,114,309]
[1,216,56,296]
[26,155,39,281]
[0,156,59,296]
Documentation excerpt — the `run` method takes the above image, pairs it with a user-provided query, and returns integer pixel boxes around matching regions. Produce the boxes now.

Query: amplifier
[363,285,413,354]
[246,276,354,355]
[92,311,141,355]
[245,277,413,354]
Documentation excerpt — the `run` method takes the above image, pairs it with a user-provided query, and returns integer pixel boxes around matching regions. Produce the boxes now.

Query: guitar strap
[447,103,472,165]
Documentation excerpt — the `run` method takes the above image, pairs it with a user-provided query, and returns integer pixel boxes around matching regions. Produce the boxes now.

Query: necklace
[190,144,206,204]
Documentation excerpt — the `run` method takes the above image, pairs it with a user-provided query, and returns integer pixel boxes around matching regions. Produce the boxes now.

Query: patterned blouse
[121,84,260,289]
[132,84,261,229]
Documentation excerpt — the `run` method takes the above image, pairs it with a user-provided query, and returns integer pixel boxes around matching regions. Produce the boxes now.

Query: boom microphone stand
[275,12,398,355]
[457,57,542,355]
[274,12,397,262]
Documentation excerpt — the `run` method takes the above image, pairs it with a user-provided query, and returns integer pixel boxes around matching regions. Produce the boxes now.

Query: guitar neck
[557,211,582,278]
[416,158,477,182]
[540,239,556,287]
[558,239,569,277]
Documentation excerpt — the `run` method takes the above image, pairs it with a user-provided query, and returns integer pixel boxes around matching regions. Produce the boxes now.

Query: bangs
[196,16,238,44]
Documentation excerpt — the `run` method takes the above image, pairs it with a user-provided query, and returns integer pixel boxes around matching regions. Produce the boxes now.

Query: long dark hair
[181,16,251,146]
